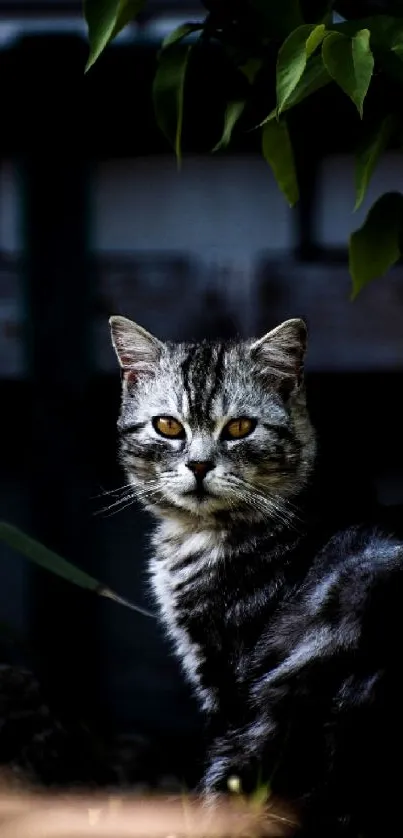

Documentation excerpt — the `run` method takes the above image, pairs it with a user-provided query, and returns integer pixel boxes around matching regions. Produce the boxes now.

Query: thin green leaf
[354,114,396,210]
[0,522,154,618]
[261,54,330,126]
[153,44,191,164]
[276,23,326,115]
[84,0,145,72]
[349,192,403,299]
[161,22,203,51]
[213,101,245,152]
[352,30,374,117]
[251,781,272,810]
[262,119,299,206]
[322,29,374,117]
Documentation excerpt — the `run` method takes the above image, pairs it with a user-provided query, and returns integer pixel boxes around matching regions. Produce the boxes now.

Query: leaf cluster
[84,0,403,292]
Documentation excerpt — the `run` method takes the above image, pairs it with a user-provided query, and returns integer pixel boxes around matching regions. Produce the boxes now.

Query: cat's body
[110,316,403,837]
[152,516,403,836]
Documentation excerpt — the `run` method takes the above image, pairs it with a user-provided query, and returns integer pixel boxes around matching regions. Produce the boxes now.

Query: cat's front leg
[201,716,274,796]
[201,733,237,795]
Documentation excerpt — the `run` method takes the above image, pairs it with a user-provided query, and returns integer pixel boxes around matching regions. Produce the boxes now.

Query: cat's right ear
[109,316,163,386]
[250,318,307,398]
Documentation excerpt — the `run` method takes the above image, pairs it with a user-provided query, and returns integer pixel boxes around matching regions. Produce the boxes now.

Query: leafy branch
[83,1,403,294]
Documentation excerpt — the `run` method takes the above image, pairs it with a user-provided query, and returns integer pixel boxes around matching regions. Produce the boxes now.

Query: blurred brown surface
[0,784,298,838]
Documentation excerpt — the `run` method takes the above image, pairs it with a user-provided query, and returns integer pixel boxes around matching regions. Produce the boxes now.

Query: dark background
[1,0,403,787]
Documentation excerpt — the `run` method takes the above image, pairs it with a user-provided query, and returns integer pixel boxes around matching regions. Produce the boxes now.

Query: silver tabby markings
[109,316,315,711]
[109,315,403,838]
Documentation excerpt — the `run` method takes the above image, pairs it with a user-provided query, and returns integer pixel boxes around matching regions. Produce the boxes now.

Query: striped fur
[110,316,403,838]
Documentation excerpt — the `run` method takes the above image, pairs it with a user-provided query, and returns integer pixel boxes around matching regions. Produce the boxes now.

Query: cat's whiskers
[95,492,138,516]
[92,482,134,500]
[224,475,300,530]
[100,497,139,517]
[95,481,162,516]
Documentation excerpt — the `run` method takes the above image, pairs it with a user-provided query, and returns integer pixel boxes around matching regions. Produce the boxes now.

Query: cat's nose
[186,460,215,480]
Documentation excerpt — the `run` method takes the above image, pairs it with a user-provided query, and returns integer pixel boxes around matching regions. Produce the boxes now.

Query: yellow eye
[222,418,256,440]
[153,416,185,439]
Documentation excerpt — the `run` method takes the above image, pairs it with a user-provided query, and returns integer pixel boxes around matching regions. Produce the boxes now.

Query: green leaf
[352,29,375,116]
[153,44,191,164]
[276,23,326,115]
[284,52,330,108]
[349,192,403,299]
[84,0,145,72]
[322,29,374,117]
[213,100,245,152]
[341,18,403,86]
[0,522,154,618]
[306,23,327,55]
[161,22,203,51]
[261,54,330,126]
[334,16,403,52]
[262,118,299,206]
[354,115,397,210]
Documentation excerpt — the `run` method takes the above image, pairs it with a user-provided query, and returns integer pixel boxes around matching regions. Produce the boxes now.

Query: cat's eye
[152,416,185,439]
[221,417,256,440]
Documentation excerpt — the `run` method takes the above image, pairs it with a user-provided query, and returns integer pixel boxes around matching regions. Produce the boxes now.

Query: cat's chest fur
[149,518,291,715]
[149,521,227,713]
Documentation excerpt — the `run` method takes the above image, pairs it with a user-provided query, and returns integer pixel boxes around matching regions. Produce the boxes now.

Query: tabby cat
[110,315,403,838]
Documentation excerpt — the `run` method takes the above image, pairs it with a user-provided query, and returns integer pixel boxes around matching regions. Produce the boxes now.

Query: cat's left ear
[109,316,163,386]
[250,318,307,397]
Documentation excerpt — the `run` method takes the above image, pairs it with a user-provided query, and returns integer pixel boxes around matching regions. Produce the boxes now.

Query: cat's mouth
[184,486,215,502]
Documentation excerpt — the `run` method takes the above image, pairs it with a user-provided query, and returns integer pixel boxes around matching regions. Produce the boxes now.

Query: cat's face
[110,317,316,524]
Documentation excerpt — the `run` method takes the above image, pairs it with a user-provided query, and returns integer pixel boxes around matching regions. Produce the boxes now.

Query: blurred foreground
[0,781,297,838]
